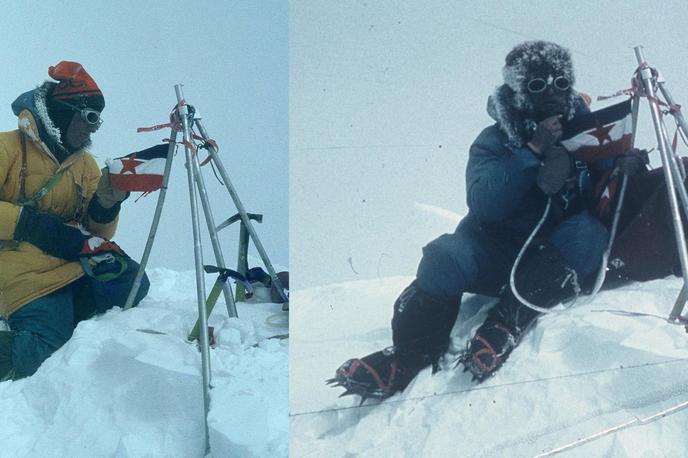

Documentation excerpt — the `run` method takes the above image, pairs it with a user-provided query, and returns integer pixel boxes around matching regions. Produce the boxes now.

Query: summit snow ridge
[291,276,688,457]
[0,267,288,458]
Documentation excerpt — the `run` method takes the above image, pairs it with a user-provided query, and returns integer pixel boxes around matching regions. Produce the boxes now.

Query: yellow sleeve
[0,137,21,240]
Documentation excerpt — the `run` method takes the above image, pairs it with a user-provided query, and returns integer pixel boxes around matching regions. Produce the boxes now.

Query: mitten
[13,206,89,260]
[95,167,129,208]
[536,146,571,195]
[616,148,650,176]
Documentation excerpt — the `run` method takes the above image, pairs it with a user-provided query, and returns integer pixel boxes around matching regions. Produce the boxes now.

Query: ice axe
[188,265,254,342]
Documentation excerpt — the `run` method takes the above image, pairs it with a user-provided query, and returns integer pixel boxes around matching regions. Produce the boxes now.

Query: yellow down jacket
[0,85,117,317]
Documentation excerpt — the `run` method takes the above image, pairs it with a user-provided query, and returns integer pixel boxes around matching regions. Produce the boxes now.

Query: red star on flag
[587,123,615,146]
[120,156,144,174]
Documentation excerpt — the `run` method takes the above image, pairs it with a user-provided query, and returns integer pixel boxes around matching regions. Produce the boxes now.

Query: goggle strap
[54,99,102,126]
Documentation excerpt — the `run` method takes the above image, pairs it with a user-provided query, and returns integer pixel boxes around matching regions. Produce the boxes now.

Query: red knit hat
[48,61,104,103]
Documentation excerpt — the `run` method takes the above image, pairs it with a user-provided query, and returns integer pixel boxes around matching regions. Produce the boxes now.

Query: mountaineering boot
[327,346,441,403]
[328,281,460,401]
[460,242,582,382]
[0,331,15,382]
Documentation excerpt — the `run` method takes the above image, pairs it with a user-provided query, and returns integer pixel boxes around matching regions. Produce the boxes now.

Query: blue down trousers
[7,269,149,379]
[416,210,610,298]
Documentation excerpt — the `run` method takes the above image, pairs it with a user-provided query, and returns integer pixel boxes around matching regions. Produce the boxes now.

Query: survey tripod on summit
[627,46,688,324]
[122,84,288,315]
[118,84,287,453]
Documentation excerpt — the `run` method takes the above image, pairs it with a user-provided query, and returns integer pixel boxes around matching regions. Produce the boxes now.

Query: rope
[290,357,688,418]
[508,198,580,315]
[587,172,628,300]
[534,397,688,457]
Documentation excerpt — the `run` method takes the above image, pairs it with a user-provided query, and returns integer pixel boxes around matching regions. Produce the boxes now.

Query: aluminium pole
[634,46,688,321]
[659,116,688,216]
[175,84,211,454]
[123,132,178,310]
[657,81,688,319]
[192,157,240,318]
[658,80,688,178]
[658,113,688,320]
[193,119,289,306]
[185,109,239,317]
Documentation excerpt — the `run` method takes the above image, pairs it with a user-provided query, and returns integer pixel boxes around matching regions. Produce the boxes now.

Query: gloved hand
[94,167,129,209]
[616,148,649,176]
[536,146,571,195]
[528,115,563,155]
[13,206,89,260]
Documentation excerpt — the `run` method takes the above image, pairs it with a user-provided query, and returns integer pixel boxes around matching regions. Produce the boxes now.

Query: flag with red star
[106,144,169,192]
[560,98,633,162]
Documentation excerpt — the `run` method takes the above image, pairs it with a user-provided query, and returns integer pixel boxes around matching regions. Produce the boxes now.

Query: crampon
[458,320,519,383]
[326,348,432,404]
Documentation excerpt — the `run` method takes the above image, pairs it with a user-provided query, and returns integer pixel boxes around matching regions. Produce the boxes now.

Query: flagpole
[123,132,178,310]
[590,96,638,296]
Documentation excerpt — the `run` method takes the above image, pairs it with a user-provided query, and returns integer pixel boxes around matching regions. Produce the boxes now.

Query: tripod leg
[236,223,250,302]
[194,119,289,307]
[188,277,225,341]
[634,47,688,321]
[176,85,211,454]
[191,152,239,318]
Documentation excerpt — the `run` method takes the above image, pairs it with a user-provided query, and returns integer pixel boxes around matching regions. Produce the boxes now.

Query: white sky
[291,0,688,289]
[2,1,288,271]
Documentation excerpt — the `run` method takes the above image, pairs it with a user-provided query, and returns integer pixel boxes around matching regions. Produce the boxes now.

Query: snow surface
[0,268,288,458]
[290,276,688,457]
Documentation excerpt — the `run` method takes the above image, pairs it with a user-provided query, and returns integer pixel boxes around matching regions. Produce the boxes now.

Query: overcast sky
[2,1,288,272]
[291,0,688,289]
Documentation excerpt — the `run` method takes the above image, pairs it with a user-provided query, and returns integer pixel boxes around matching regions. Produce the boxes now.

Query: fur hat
[488,41,581,146]
[503,41,575,99]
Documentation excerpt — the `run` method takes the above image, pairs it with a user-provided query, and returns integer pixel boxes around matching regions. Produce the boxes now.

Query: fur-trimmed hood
[487,84,588,147]
[487,40,590,146]
[11,82,71,163]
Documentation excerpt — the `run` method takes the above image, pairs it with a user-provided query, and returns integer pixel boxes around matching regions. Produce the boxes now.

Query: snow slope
[290,275,688,457]
[290,3,688,456]
[0,267,288,458]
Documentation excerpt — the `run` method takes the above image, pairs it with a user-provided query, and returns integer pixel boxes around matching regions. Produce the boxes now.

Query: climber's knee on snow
[8,285,76,379]
[550,211,609,276]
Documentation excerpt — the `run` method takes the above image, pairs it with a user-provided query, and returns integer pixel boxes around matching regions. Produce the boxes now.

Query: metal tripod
[121,84,288,453]
[633,46,688,323]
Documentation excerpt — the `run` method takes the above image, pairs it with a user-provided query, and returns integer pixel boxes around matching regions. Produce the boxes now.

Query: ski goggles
[55,99,103,127]
[526,75,571,94]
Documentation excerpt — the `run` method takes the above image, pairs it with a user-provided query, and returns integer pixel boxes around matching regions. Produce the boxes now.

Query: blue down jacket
[415,90,610,297]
